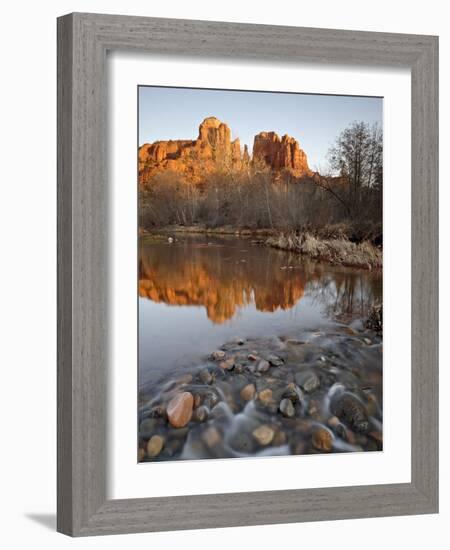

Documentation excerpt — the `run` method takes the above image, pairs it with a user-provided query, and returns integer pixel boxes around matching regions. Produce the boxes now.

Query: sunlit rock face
[138,117,311,186]
[252,131,311,177]
[138,117,247,186]
[138,239,306,324]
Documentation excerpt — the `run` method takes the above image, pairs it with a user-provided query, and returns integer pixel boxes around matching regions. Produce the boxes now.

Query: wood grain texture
[57,12,439,536]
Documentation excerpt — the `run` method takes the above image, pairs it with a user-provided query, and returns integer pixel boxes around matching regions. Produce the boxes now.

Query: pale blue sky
[138,86,382,171]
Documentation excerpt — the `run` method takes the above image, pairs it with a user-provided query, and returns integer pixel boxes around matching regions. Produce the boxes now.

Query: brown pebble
[167,392,194,428]
[247,354,259,361]
[252,425,274,446]
[211,350,226,360]
[202,427,221,448]
[258,388,273,404]
[369,430,383,443]
[146,435,165,457]
[272,430,287,446]
[219,358,235,370]
[193,394,202,408]
[240,383,256,401]
[327,416,340,427]
[312,428,333,452]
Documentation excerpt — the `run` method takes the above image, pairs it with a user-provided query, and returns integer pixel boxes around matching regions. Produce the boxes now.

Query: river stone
[240,383,256,401]
[167,392,194,428]
[252,425,275,446]
[211,350,226,361]
[247,354,259,361]
[272,430,287,446]
[282,383,302,402]
[202,426,221,448]
[257,359,270,373]
[312,428,333,452]
[295,371,320,393]
[193,405,209,423]
[267,354,284,367]
[199,369,213,385]
[203,390,220,409]
[258,388,273,404]
[330,392,369,433]
[279,398,295,418]
[219,358,235,370]
[146,435,165,457]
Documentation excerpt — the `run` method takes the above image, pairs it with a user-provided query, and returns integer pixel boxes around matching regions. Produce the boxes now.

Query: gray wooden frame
[57,12,439,537]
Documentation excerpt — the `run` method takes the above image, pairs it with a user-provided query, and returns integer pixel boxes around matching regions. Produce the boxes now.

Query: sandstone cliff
[138,116,311,186]
[139,117,246,186]
[252,131,311,177]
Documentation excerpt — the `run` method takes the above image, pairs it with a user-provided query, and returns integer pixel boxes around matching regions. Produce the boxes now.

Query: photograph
[137,85,383,462]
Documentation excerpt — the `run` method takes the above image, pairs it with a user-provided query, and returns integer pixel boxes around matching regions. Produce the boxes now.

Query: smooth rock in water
[193,394,202,408]
[258,388,273,404]
[252,425,275,446]
[272,430,287,446]
[247,354,259,361]
[282,383,302,402]
[219,358,235,370]
[330,392,369,433]
[327,415,340,428]
[234,363,244,374]
[279,398,295,418]
[167,392,194,428]
[211,350,226,361]
[267,354,284,367]
[199,369,213,385]
[363,337,372,345]
[312,428,333,452]
[202,426,221,448]
[257,359,270,373]
[294,371,320,393]
[240,383,256,401]
[203,390,220,409]
[146,435,165,457]
[193,405,209,423]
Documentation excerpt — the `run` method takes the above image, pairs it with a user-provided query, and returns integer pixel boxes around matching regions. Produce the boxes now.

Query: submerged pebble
[252,425,275,446]
[167,392,194,428]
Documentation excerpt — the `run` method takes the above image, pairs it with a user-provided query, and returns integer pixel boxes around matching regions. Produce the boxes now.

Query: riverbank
[138,318,383,462]
[140,225,382,269]
[267,232,382,270]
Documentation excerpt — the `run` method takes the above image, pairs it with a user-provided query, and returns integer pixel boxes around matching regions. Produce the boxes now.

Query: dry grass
[267,232,382,269]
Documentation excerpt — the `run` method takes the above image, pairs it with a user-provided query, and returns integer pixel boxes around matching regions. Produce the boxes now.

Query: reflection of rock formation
[139,239,306,323]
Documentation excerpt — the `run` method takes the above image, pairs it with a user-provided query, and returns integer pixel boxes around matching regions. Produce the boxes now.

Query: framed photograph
[57,13,438,536]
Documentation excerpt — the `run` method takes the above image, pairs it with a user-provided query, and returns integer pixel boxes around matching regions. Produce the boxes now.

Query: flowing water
[138,234,383,461]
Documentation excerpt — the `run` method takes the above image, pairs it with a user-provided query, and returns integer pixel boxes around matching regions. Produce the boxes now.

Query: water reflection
[138,235,381,387]
[139,235,380,323]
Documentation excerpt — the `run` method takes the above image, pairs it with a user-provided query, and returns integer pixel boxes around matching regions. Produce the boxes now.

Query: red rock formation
[138,117,311,186]
[252,131,311,177]
[139,117,245,186]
